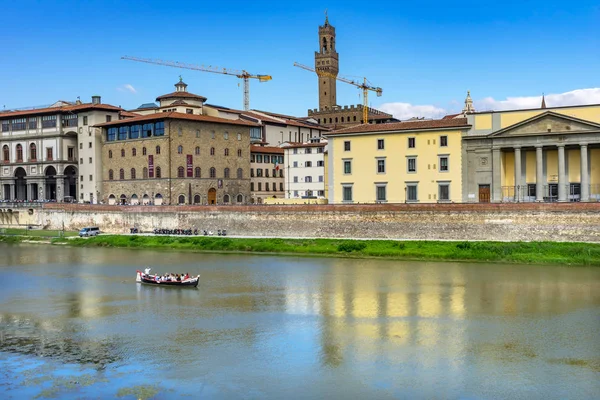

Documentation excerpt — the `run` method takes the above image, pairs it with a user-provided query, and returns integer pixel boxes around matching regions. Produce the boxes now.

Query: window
[440,136,448,147]
[263,155,270,163]
[118,126,129,140]
[377,139,385,150]
[178,166,184,178]
[107,127,117,141]
[237,168,243,179]
[250,168,254,177]
[377,159,386,173]
[318,190,325,196]
[317,160,324,167]
[88,142,92,148]
[156,167,161,178]
[272,182,277,192]
[237,194,243,203]
[224,148,229,156]
[376,185,387,202]
[29,118,37,129]
[258,183,262,191]
[1,120,8,132]
[177,145,183,154]
[279,170,284,178]
[195,146,200,155]
[237,149,242,157]
[407,157,417,173]
[106,115,112,122]
[195,130,200,138]
[83,116,88,126]
[293,176,298,183]
[156,146,161,155]
[109,170,114,180]
[280,183,284,191]
[142,147,147,156]
[224,168,230,178]
[179,195,186,204]
[257,168,263,177]
[89,174,92,181]
[29,143,37,160]
[154,121,165,136]
[250,182,255,191]
[439,156,449,172]
[130,125,140,139]
[109,150,113,158]
[42,115,57,128]
[407,184,418,202]
[131,168,136,179]
[408,137,415,148]
[527,184,536,197]
[317,147,324,153]
[67,147,74,161]
[88,157,92,164]
[344,160,352,174]
[121,149,125,157]
[210,167,216,178]
[195,167,201,178]
[224,132,229,140]
[143,167,148,179]
[266,183,270,192]
[293,148,298,155]
[211,130,215,139]
[142,123,153,138]
[132,148,137,156]
[319,176,324,182]
[294,190,299,197]
[293,161,298,168]
[237,133,241,141]
[438,183,450,201]
[272,169,276,177]
[119,169,124,180]
[178,127,182,137]
[344,141,351,151]
[305,176,312,183]
[80,158,83,164]
[343,186,353,202]
[305,148,312,154]
[306,161,312,167]
[186,109,193,114]
[2,145,9,161]
[210,147,215,156]
[265,169,269,177]
[16,144,23,161]
[257,155,263,163]
[61,115,77,128]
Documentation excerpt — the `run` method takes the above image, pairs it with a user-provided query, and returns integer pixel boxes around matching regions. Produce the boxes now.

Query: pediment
[489,111,600,137]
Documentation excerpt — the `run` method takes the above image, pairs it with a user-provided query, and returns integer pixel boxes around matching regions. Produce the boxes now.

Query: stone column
[39,180,45,201]
[492,148,502,202]
[535,146,544,202]
[26,183,32,202]
[9,183,15,200]
[514,147,521,202]
[56,176,64,202]
[580,144,589,202]
[557,144,567,202]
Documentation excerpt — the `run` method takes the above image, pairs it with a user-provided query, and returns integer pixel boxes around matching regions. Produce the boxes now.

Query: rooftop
[0,103,122,119]
[327,118,470,135]
[250,145,284,154]
[94,111,259,128]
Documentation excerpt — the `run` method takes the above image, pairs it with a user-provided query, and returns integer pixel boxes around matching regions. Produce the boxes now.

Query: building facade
[462,103,600,202]
[325,119,469,204]
[283,139,327,199]
[250,146,284,204]
[0,98,122,203]
[98,112,257,205]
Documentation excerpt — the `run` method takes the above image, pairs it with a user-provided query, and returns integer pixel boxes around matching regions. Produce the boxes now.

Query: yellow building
[324,119,470,203]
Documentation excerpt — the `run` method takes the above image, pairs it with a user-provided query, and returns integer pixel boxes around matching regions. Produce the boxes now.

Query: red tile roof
[250,145,284,154]
[155,91,207,102]
[283,142,327,148]
[327,118,470,135]
[442,113,461,120]
[119,111,141,118]
[94,111,260,128]
[0,103,122,118]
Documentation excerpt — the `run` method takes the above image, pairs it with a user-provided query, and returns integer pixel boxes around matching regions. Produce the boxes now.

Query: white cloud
[475,88,600,111]
[378,102,448,120]
[117,84,137,94]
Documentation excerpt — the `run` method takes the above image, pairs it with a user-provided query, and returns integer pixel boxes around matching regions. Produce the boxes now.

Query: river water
[0,243,598,399]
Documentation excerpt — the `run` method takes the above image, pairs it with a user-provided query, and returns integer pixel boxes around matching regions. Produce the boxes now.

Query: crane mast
[294,62,382,124]
[122,56,272,111]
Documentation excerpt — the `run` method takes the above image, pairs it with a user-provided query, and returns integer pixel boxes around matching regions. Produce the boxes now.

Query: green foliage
[337,241,367,252]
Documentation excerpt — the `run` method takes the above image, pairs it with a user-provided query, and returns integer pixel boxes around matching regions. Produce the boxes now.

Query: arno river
[0,244,598,399]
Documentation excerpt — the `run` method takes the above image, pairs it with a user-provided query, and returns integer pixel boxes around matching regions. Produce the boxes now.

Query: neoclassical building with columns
[462,103,600,202]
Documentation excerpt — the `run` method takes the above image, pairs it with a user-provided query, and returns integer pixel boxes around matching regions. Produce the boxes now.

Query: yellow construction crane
[293,62,382,124]
[122,56,272,111]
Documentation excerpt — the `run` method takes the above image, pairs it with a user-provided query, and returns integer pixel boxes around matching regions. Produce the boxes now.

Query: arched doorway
[120,194,127,205]
[223,194,230,204]
[63,166,78,200]
[207,188,216,205]
[155,193,163,206]
[178,195,185,205]
[45,166,57,201]
[193,194,201,204]
[108,194,116,205]
[14,167,27,201]
[142,194,150,205]
[237,194,243,204]
[131,194,139,205]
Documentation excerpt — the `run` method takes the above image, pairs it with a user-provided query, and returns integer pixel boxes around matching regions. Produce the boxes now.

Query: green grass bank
[1,234,592,266]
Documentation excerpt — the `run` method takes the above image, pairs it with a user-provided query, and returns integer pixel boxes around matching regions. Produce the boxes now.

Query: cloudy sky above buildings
[1,0,598,120]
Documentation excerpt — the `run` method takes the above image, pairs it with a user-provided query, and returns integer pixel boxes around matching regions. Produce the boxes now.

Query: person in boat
[176,274,181,282]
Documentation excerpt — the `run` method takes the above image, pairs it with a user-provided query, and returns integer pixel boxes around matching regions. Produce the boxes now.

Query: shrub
[456,241,472,250]
[337,241,367,252]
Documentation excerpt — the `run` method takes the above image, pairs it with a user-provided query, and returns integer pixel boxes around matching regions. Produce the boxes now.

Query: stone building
[0,98,122,203]
[97,112,258,205]
[283,138,327,199]
[250,145,284,204]
[305,15,396,129]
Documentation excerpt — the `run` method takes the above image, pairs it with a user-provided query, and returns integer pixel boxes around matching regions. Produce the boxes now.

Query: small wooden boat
[136,269,200,288]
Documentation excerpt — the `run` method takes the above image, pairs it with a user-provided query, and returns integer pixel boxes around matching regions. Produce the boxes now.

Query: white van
[79,227,100,237]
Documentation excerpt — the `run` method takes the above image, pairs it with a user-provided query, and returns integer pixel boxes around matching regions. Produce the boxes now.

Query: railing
[501,184,596,202]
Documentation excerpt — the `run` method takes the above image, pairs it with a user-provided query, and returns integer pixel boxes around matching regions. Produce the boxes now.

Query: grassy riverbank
[13,234,594,266]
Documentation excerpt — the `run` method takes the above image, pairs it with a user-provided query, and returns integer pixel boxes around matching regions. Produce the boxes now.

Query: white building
[0,97,122,203]
[283,138,327,199]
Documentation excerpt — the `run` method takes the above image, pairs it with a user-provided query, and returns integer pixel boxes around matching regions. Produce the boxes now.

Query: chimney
[92,95,101,105]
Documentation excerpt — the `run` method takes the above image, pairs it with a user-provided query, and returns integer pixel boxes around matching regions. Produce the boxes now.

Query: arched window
[341,117,344,122]
[156,167,161,178]
[353,116,357,122]
[16,144,23,161]
[322,37,327,52]
[177,166,184,178]
[237,149,242,157]
[109,150,113,158]
[109,169,114,180]
[195,146,200,155]
[195,167,201,178]
[224,148,229,156]
[224,168,230,178]
[156,145,160,155]
[223,194,230,204]
[210,147,215,156]
[131,168,136,179]
[177,145,183,154]
[121,149,125,157]
[237,194,243,203]
[143,167,148,179]
[142,147,147,155]
[237,168,243,179]
[210,167,216,178]
[335,117,338,123]
[132,148,137,156]
[194,194,201,204]
[119,168,124,180]
[29,143,37,160]
[329,118,332,123]
[178,195,185,204]
[2,145,9,161]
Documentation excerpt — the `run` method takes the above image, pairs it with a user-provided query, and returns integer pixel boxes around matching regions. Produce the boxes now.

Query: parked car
[79,226,100,237]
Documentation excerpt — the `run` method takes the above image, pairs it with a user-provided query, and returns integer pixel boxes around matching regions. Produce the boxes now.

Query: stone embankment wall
[10,203,598,242]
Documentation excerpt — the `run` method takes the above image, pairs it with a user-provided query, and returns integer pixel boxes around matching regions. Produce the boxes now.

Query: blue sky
[1,0,598,119]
